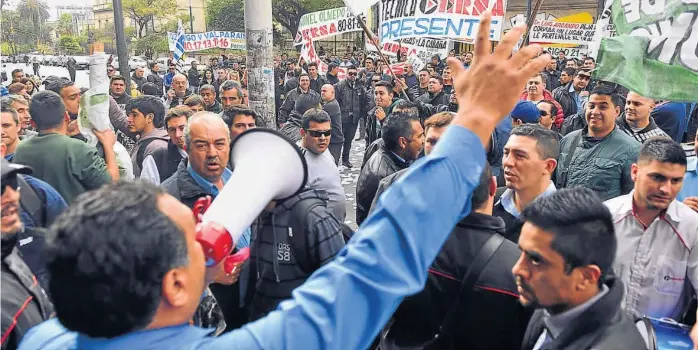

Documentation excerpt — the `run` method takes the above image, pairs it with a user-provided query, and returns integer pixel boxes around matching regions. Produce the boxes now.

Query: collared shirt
[568,83,586,113]
[500,181,557,218]
[390,151,407,165]
[533,285,610,349]
[605,192,698,319]
[140,148,187,186]
[19,125,487,350]
[678,156,697,201]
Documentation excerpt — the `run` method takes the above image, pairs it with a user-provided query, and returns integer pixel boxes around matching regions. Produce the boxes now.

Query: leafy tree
[16,0,50,38]
[206,0,245,32]
[59,35,84,54]
[57,13,74,36]
[122,0,178,38]
[1,6,52,51]
[272,0,344,38]
[133,34,168,59]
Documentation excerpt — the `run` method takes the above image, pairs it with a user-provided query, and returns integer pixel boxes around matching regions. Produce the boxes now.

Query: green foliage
[272,0,345,37]
[206,0,245,32]
[57,13,74,36]
[122,0,178,38]
[17,0,50,35]
[0,6,53,51]
[133,34,168,59]
[59,35,84,54]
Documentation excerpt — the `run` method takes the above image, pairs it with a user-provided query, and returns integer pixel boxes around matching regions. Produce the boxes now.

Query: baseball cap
[509,101,540,124]
[1,158,32,180]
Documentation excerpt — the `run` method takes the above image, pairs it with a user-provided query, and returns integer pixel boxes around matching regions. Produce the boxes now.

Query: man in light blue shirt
[19,16,553,350]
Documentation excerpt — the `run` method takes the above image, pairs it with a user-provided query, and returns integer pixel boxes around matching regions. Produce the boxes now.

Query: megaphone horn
[196,128,308,271]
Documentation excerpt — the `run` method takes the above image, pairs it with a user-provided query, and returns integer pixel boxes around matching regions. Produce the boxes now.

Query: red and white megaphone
[194,128,308,273]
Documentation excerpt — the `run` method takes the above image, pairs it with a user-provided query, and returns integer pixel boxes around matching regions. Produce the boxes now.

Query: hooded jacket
[386,213,531,350]
[278,87,319,125]
[519,90,565,129]
[130,128,169,177]
[417,90,449,107]
[521,277,646,350]
[246,189,345,321]
[2,235,54,350]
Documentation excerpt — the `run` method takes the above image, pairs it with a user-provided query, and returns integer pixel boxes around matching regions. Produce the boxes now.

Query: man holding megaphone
[19,12,553,350]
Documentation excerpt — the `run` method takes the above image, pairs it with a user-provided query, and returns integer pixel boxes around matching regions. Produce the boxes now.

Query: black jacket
[386,213,531,350]
[326,73,339,85]
[417,91,449,107]
[131,75,147,89]
[560,113,587,136]
[146,72,164,97]
[492,187,525,243]
[205,99,223,114]
[323,99,344,144]
[542,70,561,91]
[187,68,201,89]
[335,79,369,124]
[552,83,579,118]
[521,277,646,350]
[278,87,320,125]
[356,143,409,225]
[1,236,53,350]
[168,89,194,109]
[148,141,184,184]
[309,75,327,94]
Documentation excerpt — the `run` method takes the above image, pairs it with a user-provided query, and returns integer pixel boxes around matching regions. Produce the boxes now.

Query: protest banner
[367,36,450,62]
[167,31,246,52]
[300,39,347,79]
[378,0,506,42]
[595,0,698,101]
[542,46,587,59]
[529,20,596,45]
[294,7,367,46]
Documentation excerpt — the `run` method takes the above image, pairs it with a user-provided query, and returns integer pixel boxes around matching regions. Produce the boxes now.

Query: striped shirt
[616,116,671,143]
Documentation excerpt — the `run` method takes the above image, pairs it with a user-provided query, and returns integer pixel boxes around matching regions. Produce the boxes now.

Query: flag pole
[355,15,411,102]
[522,0,546,45]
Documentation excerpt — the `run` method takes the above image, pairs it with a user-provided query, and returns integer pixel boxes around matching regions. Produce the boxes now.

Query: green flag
[594,0,698,102]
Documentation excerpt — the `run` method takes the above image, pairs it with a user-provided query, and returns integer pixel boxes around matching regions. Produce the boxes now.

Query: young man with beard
[356,112,424,225]
[140,106,191,185]
[556,86,640,201]
[558,67,575,87]
[515,188,647,350]
[616,91,670,143]
[552,69,591,118]
[605,138,698,321]
[298,109,347,222]
[13,91,119,204]
[126,96,169,177]
[109,76,131,108]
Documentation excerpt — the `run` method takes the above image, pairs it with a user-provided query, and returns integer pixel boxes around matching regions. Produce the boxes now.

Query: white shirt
[139,147,187,185]
[605,192,698,320]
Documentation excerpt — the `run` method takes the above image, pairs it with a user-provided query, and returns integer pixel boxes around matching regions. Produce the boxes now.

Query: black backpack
[17,175,47,228]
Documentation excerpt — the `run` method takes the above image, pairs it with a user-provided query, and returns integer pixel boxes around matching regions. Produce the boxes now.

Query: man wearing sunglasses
[163,64,177,93]
[1,158,54,350]
[552,68,592,119]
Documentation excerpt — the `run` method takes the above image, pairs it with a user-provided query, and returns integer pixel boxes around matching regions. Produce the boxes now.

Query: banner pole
[356,15,411,102]
[522,0,546,45]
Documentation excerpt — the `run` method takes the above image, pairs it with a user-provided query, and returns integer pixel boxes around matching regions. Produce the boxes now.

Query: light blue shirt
[500,181,557,218]
[19,125,486,350]
[678,156,698,201]
[569,83,583,114]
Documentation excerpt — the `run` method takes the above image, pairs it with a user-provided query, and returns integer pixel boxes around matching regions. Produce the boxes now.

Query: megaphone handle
[193,196,212,223]
[224,247,250,274]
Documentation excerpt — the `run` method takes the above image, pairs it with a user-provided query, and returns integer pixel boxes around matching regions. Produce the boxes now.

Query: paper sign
[167,31,246,52]
[294,7,366,46]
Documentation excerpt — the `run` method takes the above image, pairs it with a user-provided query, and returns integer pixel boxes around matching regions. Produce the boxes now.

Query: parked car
[73,56,90,70]
[129,56,148,70]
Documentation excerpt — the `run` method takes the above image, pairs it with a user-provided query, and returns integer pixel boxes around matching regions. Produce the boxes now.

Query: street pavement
[3,62,366,230]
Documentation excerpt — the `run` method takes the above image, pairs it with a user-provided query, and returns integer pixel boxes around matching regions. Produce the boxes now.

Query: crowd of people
[2,13,698,350]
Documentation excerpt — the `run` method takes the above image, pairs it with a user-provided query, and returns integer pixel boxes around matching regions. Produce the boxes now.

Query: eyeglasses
[307,129,332,137]
[1,175,19,196]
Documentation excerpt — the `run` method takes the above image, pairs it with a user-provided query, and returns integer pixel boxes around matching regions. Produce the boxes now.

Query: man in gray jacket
[556,86,640,201]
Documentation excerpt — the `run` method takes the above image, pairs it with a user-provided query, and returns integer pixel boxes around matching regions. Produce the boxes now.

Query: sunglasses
[577,75,591,81]
[347,72,357,76]
[307,129,332,137]
[539,110,550,117]
[1,175,19,196]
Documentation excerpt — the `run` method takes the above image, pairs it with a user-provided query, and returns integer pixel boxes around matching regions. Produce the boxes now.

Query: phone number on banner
[183,38,246,51]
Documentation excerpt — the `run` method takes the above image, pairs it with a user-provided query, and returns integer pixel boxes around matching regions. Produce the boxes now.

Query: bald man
[321,84,344,164]
[167,73,194,109]
[617,91,670,143]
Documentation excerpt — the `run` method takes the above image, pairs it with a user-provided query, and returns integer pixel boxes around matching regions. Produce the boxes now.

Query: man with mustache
[161,112,251,331]
[1,159,54,350]
[552,69,591,119]
[555,85,640,201]
[616,91,670,143]
[515,188,647,350]
[605,138,698,321]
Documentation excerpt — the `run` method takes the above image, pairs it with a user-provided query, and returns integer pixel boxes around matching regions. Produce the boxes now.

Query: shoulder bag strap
[557,132,583,188]
[436,233,506,336]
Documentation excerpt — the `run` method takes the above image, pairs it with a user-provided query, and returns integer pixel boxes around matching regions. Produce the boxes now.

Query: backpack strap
[17,175,46,228]
[287,196,326,274]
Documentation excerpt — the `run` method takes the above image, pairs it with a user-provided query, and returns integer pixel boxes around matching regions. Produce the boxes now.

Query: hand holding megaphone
[193,128,308,276]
